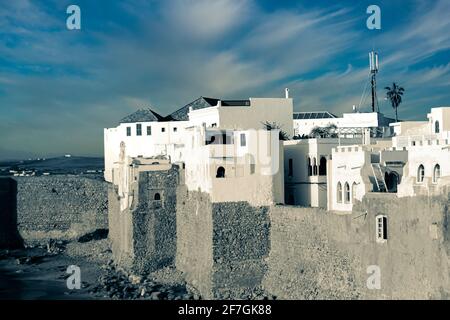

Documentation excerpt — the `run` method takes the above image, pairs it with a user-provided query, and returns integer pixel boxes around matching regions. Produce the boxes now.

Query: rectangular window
[147,126,151,136]
[376,215,388,243]
[136,124,142,136]
[162,127,166,132]
[288,159,293,177]
[240,133,246,147]
[173,127,177,132]
[126,127,131,136]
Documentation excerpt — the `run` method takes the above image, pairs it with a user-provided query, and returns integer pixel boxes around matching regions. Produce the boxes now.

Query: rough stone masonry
[107,164,450,299]
[11,176,107,244]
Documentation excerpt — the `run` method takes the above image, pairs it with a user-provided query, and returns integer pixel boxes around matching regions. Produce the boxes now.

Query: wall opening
[136,123,142,136]
[337,182,342,203]
[344,182,350,203]
[385,172,399,193]
[433,164,441,183]
[417,164,425,183]
[313,157,318,176]
[307,157,312,176]
[319,156,327,176]
[216,166,225,178]
[154,193,161,201]
[352,182,357,201]
[240,133,246,147]
[246,153,256,175]
[376,215,388,243]
[435,121,440,133]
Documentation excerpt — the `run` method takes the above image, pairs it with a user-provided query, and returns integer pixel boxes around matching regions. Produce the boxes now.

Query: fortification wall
[176,185,270,299]
[175,187,214,297]
[108,167,179,274]
[263,194,450,299]
[263,206,363,299]
[14,176,108,242]
[104,163,450,300]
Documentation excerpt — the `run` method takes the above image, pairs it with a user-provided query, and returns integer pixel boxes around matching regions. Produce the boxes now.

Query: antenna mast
[369,51,379,112]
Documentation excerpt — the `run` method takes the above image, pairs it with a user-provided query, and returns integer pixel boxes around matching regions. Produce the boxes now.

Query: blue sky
[1,0,449,159]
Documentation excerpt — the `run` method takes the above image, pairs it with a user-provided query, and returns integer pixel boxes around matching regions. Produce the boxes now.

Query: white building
[104,108,189,183]
[293,111,395,138]
[284,138,361,208]
[104,95,293,206]
[182,125,284,206]
[328,106,450,212]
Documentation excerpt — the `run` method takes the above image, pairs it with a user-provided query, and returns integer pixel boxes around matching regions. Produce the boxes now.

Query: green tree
[309,124,338,138]
[262,121,289,141]
[385,82,405,122]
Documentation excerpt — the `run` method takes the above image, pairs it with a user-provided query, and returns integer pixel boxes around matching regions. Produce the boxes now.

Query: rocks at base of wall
[91,265,198,300]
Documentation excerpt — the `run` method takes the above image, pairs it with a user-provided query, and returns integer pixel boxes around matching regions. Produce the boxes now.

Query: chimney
[285,88,290,99]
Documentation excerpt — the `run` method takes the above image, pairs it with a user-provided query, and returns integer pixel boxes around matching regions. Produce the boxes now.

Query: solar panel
[293,111,337,120]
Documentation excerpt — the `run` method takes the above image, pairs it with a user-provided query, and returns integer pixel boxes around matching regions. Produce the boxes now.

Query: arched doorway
[385,172,399,193]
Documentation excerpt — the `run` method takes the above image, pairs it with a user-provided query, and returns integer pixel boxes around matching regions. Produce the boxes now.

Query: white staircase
[371,164,387,192]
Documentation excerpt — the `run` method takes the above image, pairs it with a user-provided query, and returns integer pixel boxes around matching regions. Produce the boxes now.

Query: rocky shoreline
[0,235,276,300]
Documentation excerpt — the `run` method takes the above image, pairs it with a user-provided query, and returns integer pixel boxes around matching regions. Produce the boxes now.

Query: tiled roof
[120,108,165,123]
[167,97,219,121]
[293,111,337,120]
[120,96,251,123]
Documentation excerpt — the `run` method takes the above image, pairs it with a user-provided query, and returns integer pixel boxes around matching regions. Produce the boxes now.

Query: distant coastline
[0,156,104,177]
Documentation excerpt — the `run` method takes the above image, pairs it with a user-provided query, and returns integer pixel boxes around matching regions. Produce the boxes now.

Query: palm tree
[385,82,405,122]
[309,124,338,138]
[262,121,289,140]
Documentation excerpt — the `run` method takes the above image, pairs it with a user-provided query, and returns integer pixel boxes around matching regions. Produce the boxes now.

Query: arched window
[433,164,441,183]
[417,165,425,183]
[344,182,351,203]
[319,156,327,176]
[216,166,225,178]
[154,193,161,200]
[337,182,343,203]
[352,182,357,201]
[435,121,440,133]
[313,157,318,176]
[307,157,312,176]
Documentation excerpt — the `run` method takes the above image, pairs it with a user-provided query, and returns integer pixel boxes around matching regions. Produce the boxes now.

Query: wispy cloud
[0,0,449,158]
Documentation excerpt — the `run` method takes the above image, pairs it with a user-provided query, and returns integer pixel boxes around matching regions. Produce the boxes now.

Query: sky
[0,0,449,159]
